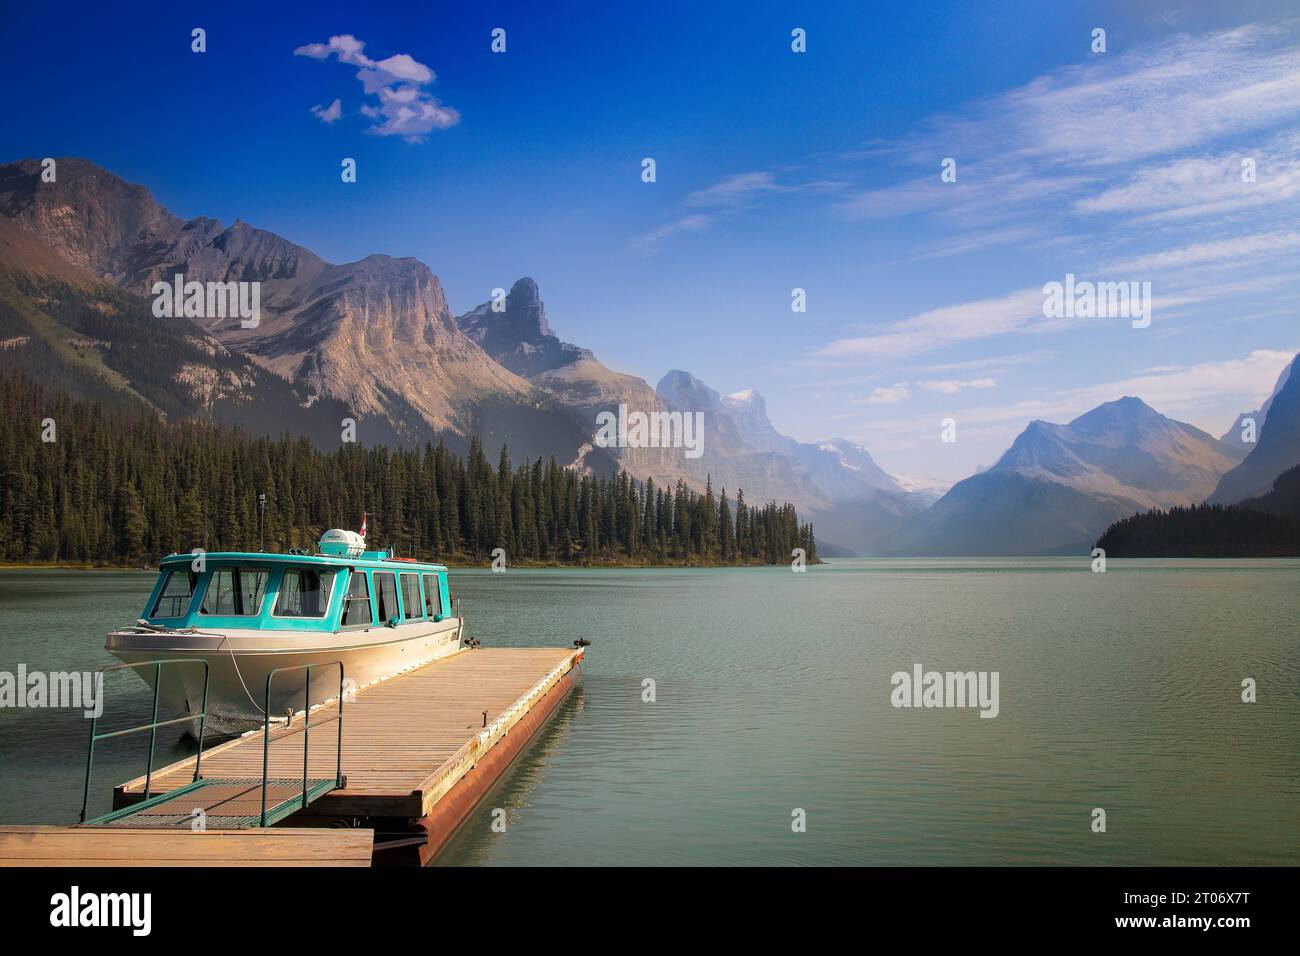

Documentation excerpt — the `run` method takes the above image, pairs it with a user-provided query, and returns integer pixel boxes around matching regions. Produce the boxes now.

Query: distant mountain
[0,157,613,463]
[1208,353,1300,504]
[0,212,370,445]
[653,370,932,553]
[1220,356,1294,449]
[653,370,911,500]
[453,277,932,552]
[884,397,1247,555]
[456,277,592,377]
[887,472,953,497]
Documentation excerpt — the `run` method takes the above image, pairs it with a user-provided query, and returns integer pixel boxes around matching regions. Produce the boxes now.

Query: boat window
[374,572,399,624]
[340,571,373,627]
[151,569,198,618]
[274,568,336,618]
[400,573,422,620]
[423,573,442,617]
[200,567,269,616]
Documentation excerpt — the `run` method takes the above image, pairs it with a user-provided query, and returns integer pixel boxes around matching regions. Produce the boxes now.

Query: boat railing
[260,661,346,827]
[79,658,211,823]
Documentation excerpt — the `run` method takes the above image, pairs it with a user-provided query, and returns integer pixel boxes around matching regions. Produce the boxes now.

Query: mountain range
[0,157,1294,556]
[883,398,1248,555]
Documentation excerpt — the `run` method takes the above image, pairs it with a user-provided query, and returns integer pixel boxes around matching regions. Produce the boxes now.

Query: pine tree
[0,374,818,568]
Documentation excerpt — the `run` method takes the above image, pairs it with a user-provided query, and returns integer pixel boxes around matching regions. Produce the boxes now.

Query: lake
[0,560,1296,865]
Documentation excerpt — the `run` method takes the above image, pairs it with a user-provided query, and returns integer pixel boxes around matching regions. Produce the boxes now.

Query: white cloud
[633,170,844,252]
[685,172,783,208]
[294,34,459,142]
[1104,230,1300,273]
[1053,349,1297,423]
[1075,136,1300,223]
[922,351,1058,374]
[855,383,911,405]
[295,35,371,66]
[837,164,1093,222]
[862,349,1297,449]
[310,98,342,124]
[810,257,1297,364]
[816,288,1044,360]
[629,214,714,252]
[962,25,1300,169]
[907,224,1047,261]
[919,377,997,394]
[832,23,1300,269]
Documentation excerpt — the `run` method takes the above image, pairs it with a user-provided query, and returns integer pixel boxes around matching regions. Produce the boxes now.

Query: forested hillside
[1094,465,1300,557]
[0,376,816,568]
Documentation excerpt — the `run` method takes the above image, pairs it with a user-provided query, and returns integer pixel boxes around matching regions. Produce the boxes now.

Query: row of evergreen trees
[1094,503,1300,557]
[0,376,817,567]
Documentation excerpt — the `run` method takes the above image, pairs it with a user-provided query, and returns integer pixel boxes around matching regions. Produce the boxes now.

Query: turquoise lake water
[0,560,1296,865]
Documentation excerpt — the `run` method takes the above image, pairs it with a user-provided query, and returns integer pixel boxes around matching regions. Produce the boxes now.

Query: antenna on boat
[258,492,267,552]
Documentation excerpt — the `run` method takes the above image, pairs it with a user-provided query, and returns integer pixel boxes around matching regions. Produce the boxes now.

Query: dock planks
[115,646,585,822]
[0,826,374,867]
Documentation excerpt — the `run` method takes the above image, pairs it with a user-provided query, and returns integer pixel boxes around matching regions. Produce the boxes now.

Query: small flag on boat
[359,512,368,540]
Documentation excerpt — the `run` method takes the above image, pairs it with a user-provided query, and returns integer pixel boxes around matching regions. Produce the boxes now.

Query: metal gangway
[80,660,346,829]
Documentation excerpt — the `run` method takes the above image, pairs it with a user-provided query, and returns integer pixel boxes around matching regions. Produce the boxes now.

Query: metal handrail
[260,662,345,827]
[80,658,210,823]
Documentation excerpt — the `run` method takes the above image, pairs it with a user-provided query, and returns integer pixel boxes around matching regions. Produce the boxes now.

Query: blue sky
[2,1,1297,482]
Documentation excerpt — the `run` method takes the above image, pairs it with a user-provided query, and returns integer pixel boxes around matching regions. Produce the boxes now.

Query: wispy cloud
[294,34,459,142]
[833,23,1300,266]
[632,170,843,252]
[855,383,911,406]
[1104,229,1300,273]
[685,171,784,209]
[815,288,1045,360]
[630,214,713,251]
[1075,134,1300,223]
[812,257,1297,363]
[310,98,342,124]
[636,26,1300,264]
[921,351,1059,374]
[919,377,997,394]
[928,24,1300,170]
[906,224,1047,261]
[856,349,1298,454]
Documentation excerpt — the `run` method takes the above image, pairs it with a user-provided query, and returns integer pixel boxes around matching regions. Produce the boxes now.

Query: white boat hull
[106,617,465,729]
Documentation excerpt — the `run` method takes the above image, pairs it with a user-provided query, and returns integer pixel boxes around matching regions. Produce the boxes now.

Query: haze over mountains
[1209,354,1300,505]
[1,157,1294,555]
[451,274,936,551]
[884,398,1247,555]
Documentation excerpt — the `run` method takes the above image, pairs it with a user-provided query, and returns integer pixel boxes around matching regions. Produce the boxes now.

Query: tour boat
[105,529,464,728]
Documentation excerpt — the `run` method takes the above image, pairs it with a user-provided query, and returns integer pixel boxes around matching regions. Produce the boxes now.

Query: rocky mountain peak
[505,277,549,335]
[0,157,180,282]
[656,369,722,412]
[455,277,591,377]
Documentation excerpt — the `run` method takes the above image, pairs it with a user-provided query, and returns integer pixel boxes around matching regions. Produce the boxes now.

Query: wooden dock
[1,645,584,867]
[0,826,374,867]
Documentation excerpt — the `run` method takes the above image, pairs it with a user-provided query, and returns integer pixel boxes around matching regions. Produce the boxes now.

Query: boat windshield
[200,566,270,616]
[151,568,198,618]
